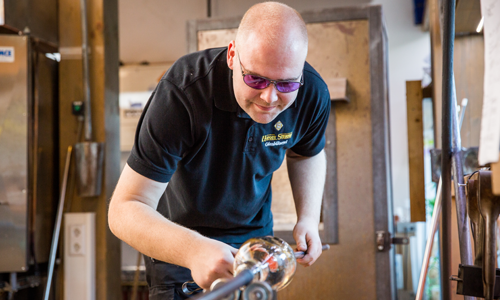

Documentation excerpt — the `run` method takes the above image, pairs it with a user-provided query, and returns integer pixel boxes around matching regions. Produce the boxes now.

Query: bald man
[109,2,331,299]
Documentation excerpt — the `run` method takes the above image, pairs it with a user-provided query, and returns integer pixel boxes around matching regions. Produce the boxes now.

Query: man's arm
[108,164,237,289]
[286,149,326,266]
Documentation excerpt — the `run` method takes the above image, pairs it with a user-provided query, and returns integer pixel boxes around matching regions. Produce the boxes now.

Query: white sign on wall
[119,91,152,109]
[0,47,14,63]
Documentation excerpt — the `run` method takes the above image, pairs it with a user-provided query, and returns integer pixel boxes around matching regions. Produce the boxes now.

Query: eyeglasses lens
[243,75,269,89]
[243,75,301,93]
[276,82,301,93]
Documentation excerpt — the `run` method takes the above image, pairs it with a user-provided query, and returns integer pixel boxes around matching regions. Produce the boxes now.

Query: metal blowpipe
[190,237,330,300]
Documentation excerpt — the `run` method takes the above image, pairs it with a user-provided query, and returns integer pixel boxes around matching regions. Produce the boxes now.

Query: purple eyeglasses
[236,50,304,93]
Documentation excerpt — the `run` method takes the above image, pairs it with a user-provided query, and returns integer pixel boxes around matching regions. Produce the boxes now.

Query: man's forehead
[238,48,305,80]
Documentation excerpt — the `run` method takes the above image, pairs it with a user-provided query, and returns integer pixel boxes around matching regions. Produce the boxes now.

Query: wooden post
[58,0,121,299]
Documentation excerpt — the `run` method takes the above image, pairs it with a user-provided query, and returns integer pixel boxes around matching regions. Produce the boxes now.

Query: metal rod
[440,0,457,298]
[416,78,474,300]
[294,244,330,258]
[43,146,72,300]
[9,272,17,300]
[80,0,92,141]
[191,270,254,300]
[451,77,474,268]
[416,179,442,300]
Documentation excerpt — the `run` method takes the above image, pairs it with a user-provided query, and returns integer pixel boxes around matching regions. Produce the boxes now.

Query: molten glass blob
[233,236,296,291]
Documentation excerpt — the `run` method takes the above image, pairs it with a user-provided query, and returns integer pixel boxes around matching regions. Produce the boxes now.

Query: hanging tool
[477,170,500,300]
[74,0,105,197]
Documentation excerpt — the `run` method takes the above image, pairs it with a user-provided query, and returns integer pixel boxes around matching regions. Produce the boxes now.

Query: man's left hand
[293,218,322,266]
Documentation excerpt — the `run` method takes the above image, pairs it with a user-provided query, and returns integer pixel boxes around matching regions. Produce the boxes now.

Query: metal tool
[241,281,273,300]
[184,243,331,296]
[477,170,500,300]
[190,238,330,300]
[182,281,204,296]
[450,79,474,272]
[74,0,105,197]
[191,270,254,300]
[209,278,241,300]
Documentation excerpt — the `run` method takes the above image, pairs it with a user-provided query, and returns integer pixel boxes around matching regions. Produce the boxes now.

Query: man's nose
[260,84,279,104]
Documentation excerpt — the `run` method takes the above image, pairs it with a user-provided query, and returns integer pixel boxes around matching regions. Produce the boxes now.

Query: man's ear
[227,40,236,70]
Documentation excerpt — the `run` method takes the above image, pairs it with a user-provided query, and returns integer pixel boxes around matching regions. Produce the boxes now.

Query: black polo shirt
[128,47,330,244]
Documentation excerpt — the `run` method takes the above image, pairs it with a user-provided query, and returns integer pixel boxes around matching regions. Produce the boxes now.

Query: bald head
[235,2,308,57]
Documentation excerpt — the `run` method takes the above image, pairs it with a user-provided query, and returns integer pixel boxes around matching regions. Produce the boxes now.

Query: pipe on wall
[440,0,457,299]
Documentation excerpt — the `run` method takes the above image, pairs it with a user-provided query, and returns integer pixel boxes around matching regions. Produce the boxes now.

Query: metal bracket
[454,264,500,298]
[431,147,480,182]
[376,231,409,251]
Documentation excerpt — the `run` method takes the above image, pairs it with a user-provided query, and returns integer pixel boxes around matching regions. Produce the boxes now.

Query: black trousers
[144,255,201,300]
[144,243,242,300]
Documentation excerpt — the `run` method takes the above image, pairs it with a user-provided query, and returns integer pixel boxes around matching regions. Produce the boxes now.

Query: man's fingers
[294,229,308,252]
[296,233,323,266]
[296,253,314,266]
[307,237,322,257]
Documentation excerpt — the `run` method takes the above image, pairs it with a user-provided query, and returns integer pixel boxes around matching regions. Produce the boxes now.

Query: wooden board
[492,157,500,195]
[325,77,349,101]
[454,36,485,148]
[197,28,237,51]
[430,0,443,149]
[406,81,426,222]
[455,0,482,34]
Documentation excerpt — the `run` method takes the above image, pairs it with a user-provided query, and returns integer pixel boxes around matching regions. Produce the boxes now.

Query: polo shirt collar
[213,51,239,113]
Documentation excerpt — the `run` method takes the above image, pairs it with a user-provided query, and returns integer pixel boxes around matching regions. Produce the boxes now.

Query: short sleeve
[290,70,331,157]
[127,79,195,183]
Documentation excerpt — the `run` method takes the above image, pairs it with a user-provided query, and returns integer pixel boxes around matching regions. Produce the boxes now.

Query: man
[108,2,331,299]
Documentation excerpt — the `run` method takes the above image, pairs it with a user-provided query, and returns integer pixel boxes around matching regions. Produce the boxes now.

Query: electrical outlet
[64,213,95,300]
[69,224,86,256]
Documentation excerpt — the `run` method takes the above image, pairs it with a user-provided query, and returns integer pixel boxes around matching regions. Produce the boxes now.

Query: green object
[72,101,84,116]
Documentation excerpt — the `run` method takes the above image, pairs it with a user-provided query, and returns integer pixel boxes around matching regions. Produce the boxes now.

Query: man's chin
[250,112,278,124]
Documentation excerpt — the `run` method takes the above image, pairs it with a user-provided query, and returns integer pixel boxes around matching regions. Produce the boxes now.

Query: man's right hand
[187,238,238,289]
[109,165,238,290]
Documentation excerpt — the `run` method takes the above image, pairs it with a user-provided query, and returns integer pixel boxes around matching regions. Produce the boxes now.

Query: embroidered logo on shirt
[274,121,283,131]
[261,132,293,147]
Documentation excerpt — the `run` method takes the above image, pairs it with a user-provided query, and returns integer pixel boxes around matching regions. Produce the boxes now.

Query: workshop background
[0,0,492,299]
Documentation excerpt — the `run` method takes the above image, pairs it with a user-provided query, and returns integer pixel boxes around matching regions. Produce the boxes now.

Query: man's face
[227,40,306,124]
